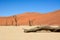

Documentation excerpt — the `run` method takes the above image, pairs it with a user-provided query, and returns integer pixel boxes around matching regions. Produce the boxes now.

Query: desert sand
[0,10,60,26]
[0,26,60,40]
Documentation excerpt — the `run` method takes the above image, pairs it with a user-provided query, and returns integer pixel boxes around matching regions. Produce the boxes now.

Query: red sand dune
[0,10,60,26]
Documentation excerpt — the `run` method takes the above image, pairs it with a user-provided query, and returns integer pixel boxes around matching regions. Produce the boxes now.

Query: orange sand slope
[0,10,60,26]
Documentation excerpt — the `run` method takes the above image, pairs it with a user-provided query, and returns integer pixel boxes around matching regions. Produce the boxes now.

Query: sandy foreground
[0,26,60,40]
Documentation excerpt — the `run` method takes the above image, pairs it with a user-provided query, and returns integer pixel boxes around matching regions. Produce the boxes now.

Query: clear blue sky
[0,0,60,16]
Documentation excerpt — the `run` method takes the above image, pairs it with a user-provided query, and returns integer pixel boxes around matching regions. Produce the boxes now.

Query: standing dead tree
[29,20,32,26]
[6,18,7,26]
[13,16,17,26]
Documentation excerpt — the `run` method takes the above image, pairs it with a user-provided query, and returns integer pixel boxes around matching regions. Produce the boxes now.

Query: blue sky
[0,0,60,16]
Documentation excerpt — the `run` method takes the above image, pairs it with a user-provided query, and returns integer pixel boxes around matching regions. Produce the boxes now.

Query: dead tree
[29,20,32,26]
[6,18,7,26]
[13,16,17,26]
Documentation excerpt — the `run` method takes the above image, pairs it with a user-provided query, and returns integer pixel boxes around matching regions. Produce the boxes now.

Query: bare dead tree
[29,20,32,26]
[12,19,13,26]
[6,18,7,26]
[13,16,17,26]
